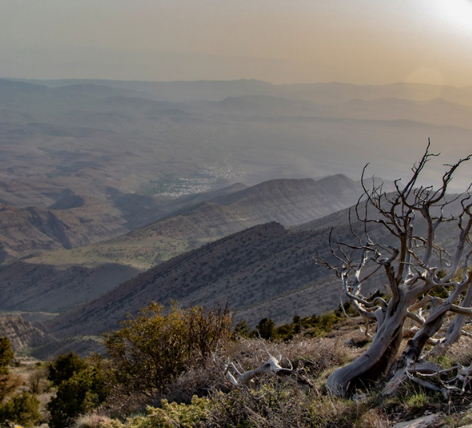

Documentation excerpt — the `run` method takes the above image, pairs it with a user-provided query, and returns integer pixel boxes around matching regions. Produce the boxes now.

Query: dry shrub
[195,336,356,428]
[104,302,232,398]
[164,335,352,406]
[206,380,317,428]
[309,396,365,428]
[102,334,357,425]
[354,407,391,428]
[205,381,390,428]
[27,369,48,395]
[73,414,118,428]
[309,394,391,428]
[115,334,352,410]
[99,386,149,420]
[439,334,472,367]
[165,359,231,404]
[223,336,352,379]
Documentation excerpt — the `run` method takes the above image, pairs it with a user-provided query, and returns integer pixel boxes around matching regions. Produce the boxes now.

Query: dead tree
[225,354,293,386]
[318,142,472,396]
[225,340,313,388]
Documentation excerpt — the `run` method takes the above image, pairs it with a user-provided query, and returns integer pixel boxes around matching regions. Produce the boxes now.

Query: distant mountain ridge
[1,77,471,214]
[127,174,363,242]
[13,78,472,105]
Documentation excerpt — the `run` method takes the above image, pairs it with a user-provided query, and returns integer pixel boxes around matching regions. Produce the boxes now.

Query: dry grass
[101,332,375,427]
[73,414,117,428]
[7,358,52,424]
[205,378,392,428]
[74,319,472,428]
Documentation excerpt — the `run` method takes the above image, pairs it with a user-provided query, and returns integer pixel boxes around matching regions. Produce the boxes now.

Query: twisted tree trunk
[320,144,472,397]
[327,295,407,395]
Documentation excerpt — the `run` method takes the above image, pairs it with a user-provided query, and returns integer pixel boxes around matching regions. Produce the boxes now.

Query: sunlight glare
[404,68,444,86]
[433,0,472,36]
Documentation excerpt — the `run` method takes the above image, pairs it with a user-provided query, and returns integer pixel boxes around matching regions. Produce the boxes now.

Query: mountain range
[0,175,363,314]
[1,78,471,209]
[1,77,471,357]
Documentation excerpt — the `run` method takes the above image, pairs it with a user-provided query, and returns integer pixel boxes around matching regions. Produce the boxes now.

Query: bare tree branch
[319,143,472,397]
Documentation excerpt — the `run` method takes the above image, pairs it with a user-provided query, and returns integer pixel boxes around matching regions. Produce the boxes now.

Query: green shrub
[254,318,278,340]
[0,338,14,376]
[0,391,42,428]
[405,392,428,412]
[48,351,88,387]
[124,396,211,428]
[104,302,232,397]
[276,323,295,341]
[254,308,349,342]
[48,365,108,428]
[0,337,21,404]
[233,321,251,339]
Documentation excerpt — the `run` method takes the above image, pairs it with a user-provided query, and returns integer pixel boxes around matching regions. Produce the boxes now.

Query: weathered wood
[319,144,472,396]
[225,344,314,389]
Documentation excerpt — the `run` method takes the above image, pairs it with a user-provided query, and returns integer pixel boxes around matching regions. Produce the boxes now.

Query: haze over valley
[2,78,472,210]
[0,76,470,357]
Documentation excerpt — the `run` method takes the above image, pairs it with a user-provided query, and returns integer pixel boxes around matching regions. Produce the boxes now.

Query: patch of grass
[27,235,204,270]
[405,392,428,412]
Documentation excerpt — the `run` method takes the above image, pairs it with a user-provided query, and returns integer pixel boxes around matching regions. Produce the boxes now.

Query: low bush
[48,357,109,428]
[104,302,232,398]
[125,396,211,428]
[0,391,42,428]
[48,351,88,387]
[0,338,14,376]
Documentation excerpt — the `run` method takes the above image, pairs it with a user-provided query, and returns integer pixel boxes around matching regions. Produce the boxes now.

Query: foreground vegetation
[3,300,472,427]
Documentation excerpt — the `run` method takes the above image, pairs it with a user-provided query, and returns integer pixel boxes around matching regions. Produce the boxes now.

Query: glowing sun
[433,0,472,36]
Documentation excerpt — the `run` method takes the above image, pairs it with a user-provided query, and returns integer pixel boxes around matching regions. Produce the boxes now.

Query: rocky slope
[45,191,465,340]
[2,175,363,314]
[45,213,365,338]
[0,262,141,313]
[0,315,54,352]
[0,181,248,268]
[93,174,364,268]
[0,199,127,264]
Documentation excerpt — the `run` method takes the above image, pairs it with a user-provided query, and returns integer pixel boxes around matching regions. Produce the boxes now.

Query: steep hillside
[0,262,141,313]
[0,313,103,358]
[3,176,362,314]
[45,192,464,339]
[0,200,127,264]
[107,182,248,230]
[27,175,362,271]
[0,181,247,268]
[211,174,360,220]
[125,175,362,241]
[45,218,358,338]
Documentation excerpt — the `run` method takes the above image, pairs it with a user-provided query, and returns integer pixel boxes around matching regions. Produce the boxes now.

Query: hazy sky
[1,0,472,85]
